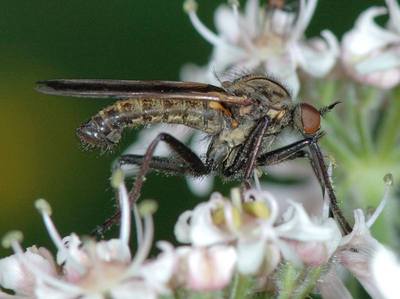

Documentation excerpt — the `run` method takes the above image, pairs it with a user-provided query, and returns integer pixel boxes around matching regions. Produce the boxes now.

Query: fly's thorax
[206,121,255,165]
[222,74,291,109]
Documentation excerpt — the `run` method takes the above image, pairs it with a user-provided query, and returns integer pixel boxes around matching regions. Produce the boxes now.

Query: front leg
[256,132,352,234]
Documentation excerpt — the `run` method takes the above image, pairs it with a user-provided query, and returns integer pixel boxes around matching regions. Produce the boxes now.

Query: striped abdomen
[77,97,227,149]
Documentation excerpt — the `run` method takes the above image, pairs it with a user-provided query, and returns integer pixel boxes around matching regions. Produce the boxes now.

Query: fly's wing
[36,79,252,106]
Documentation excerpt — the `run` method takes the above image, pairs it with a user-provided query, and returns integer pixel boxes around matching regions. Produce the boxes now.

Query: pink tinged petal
[287,240,329,266]
[295,30,339,77]
[317,267,353,299]
[140,242,176,294]
[95,240,131,263]
[0,246,57,296]
[265,58,300,97]
[214,5,241,44]
[185,246,237,291]
[338,210,388,299]
[371,246,400,299]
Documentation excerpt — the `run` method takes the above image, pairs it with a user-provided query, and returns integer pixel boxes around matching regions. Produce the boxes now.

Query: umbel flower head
[0,169,397,298]
[0,171,174,299]
[341,0,400,88]
[181,0,339,96]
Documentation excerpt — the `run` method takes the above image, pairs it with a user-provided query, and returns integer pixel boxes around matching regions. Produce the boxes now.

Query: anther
[183,0,198,13]
[35,198,52,215]
[138,200,158,216]
[384,173,394,186]
[2,231,23,248]
[111,168,125,189]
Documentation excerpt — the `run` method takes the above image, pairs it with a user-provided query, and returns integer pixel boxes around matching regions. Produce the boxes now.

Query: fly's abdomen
[102,97,227,134]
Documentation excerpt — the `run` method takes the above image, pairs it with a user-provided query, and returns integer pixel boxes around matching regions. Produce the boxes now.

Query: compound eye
[297,103,321,135]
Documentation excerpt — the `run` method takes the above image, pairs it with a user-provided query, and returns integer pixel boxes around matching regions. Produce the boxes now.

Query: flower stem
[292,267,322,299]
[277,262,299,299]
[229,273,253,299]
[377,87,400,156]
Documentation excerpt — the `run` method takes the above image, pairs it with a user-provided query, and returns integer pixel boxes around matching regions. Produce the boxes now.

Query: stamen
[2,231,83,294]
[228,0,240,20]
[35,199,85,275]
[125,200,157,276]
[183,0,242,51]
[133,204,144,248]
[366,173,393,228]
[290,0,317,42]
[253,169,261,191]
[111,170,131,245]
[2,231,23,249]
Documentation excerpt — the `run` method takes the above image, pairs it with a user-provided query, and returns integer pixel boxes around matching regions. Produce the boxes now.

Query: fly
[36,74,352,234]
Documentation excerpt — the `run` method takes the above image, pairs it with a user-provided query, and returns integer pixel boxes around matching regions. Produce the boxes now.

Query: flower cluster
[0,170,397,298]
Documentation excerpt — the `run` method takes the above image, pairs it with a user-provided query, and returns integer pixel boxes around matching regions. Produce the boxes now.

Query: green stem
[229,273,253,299]
[277,263,299,299]
[293,267,322,299]
[355,89,377,155]
[377,88,400,156]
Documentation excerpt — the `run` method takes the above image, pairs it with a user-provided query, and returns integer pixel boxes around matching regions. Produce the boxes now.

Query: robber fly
[36,74,352,234]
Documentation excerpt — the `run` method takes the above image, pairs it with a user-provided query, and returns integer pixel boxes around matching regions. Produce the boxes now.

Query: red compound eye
[300,103,321,134]
[294,103,321,135]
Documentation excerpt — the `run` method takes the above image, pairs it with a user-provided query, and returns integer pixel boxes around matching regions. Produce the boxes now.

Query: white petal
[371,246,400,299]
[184,246,236,291]
[188,197,235,246]
[109,281,157,299]
[386,0,400,33]
[214,5,241,44]
[140,241,176,294]
[35,280,81,299]
[275,201,339,242]
[243,0,260,37]
[342,7,400,57]
[174,211,193,244]
[185,176,214,196]
[236,239,266,275]
[295,30,339,77]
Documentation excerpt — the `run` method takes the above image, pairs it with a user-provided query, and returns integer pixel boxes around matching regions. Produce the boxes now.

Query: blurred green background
[0,0,386,254]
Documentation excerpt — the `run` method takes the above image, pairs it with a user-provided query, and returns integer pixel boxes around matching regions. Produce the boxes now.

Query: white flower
[0,170,173,299]
[322,174,395,299]
[0,244,57,298]
[176,245,237,291]
[174,188,342,275]
[341,0,400,88]
[371,246,400,299]
[182,0,339,96]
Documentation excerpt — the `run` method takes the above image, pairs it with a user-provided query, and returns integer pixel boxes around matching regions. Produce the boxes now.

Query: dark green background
[0,0,386,253]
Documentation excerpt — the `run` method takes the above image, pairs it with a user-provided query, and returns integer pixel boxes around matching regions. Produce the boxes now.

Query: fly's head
[76,119,121,151]
[293,101,340,136]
